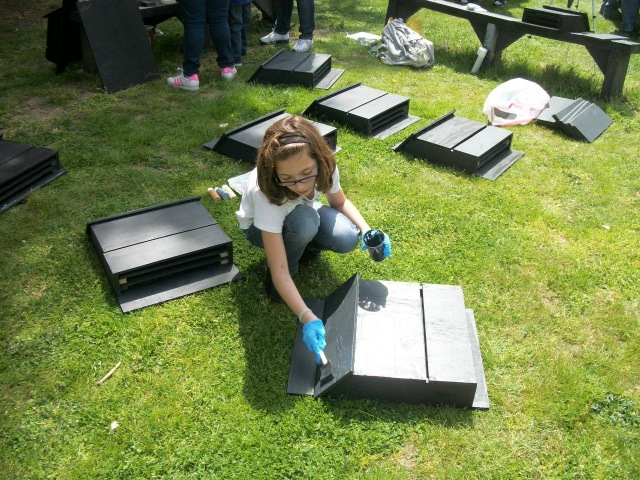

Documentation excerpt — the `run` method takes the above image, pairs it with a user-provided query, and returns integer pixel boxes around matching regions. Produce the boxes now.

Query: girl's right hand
[302,319,326,364]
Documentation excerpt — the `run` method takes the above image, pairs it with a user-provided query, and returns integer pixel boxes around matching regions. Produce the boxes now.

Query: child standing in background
[228,0,252,66]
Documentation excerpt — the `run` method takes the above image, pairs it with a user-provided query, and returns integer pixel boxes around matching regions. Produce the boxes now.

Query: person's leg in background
[167,0,204,90]
[620,0,640,34]
[228,3,244,65]
[205,0,237,79]
[292,0,314,51]
[260,0,293,44]
[240,1,252,58]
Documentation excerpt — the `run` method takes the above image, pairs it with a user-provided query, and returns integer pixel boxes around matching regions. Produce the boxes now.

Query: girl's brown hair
[256,115,336,205]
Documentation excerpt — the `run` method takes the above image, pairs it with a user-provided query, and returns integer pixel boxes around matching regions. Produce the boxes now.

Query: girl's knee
[284,204,320,240]
[332,228,360,254]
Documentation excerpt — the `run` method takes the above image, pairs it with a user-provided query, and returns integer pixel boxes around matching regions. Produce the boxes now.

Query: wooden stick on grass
[96,361,122,386]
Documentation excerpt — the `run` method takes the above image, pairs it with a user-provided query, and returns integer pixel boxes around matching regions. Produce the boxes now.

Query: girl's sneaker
[167,72,199,91]
[220,66,237,80]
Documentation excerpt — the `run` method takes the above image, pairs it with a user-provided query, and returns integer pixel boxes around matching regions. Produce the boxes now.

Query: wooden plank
[349,94,408,122]
[90,200,215,252]
[287,298,325,396]
[103,224,230,275]
[320,85,386,112]
[354,280,426,380]
[119,263,241,313]
[295,54,332,75]
[314,273,359,397]
[78,0,159,93]
[385,0,640,98]
[466,309,490,409]
[422,284,477,385]
[0,141,32,167]
[0,147,58,182]
[418,116,483,149]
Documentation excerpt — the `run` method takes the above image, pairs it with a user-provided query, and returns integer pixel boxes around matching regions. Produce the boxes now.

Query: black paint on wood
[384,0,640,99]
[537,96,577,127]
[0,139,66,213]
[552,98,613,142]
[287,297,326,396]
[204,110,338,162]
[287,273,489,408]
[77,0,159,93]
[314,273,359,397]
[522,7,590,32]
[393,110,523,180]
[249,49,342,89]
[304,83,420,138]
[87,197,241,312]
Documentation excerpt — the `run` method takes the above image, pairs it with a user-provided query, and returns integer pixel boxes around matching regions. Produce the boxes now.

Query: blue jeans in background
[228,2,252,64]
[243,204,360,275]
[273,0,315,40]
[621,0,640,31]
[179,0,234,76]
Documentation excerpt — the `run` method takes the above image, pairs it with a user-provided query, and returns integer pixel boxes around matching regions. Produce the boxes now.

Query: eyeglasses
[275,173,318,187]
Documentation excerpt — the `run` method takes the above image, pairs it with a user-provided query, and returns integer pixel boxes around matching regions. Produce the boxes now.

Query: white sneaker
[292,38,313,52]
[260,30,289,45]
[167,72,199,91]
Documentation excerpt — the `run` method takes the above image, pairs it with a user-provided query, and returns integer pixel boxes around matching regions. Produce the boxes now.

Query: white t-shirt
[235,166,341,233]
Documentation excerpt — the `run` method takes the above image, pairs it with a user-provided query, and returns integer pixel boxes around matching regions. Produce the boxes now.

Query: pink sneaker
[220,66,237,81]
[167,72,199,91]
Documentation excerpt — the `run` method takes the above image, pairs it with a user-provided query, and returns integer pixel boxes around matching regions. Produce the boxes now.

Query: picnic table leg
[586,47,630,99]
[385,0,421,23]
[469,22,525,65]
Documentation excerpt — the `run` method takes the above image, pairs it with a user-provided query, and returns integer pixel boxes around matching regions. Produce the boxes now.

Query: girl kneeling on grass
[235,115,390,362]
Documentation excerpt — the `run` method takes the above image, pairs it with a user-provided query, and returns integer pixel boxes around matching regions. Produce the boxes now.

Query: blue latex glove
[382,232,392,258]
[302,319,326,364]
[361,229,392,259]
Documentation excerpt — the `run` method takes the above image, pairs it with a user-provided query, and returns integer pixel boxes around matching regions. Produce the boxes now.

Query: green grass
[1,0,639,478]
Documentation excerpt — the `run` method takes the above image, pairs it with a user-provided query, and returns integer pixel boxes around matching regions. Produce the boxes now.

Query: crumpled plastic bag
[346,31,382,47]
[369,18,434,68]
[483,78,550,126]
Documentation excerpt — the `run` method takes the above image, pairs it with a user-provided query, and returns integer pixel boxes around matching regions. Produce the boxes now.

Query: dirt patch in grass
[2,0,55,28]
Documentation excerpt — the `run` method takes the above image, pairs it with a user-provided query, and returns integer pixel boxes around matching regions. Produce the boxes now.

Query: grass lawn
[1,0,639,478]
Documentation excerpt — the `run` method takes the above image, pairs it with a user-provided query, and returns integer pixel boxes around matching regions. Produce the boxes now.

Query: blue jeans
[621,0,640,31]
[243,204,360,275]
[273,0,315,40]
[228,3,251,64]
[179,0,234,75]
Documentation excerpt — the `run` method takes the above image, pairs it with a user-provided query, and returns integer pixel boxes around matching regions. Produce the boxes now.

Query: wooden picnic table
[385,0,640,99]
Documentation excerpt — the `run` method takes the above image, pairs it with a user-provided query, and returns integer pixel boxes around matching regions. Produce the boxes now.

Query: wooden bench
[385,0,640,99]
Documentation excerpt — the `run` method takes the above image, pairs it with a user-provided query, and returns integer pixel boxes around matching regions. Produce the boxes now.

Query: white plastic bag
[369,18,434,68]
[483,78,550,126]
[346,32,382,47]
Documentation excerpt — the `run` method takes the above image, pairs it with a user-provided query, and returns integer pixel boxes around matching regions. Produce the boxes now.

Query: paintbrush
[318,350,334,386]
